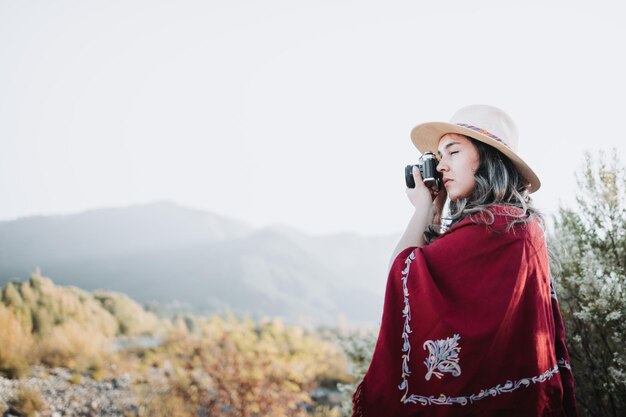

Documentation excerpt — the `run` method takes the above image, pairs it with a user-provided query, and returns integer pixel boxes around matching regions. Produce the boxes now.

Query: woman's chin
[447,192,469,202]
[447,191,459,201]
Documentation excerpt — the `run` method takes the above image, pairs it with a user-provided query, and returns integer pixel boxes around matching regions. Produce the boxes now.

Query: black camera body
[405,152,441,191]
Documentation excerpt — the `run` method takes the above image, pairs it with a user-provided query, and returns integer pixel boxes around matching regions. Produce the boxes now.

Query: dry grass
[69,372,82,385]
[126,315,349,417]
[139,386,197,417]
[36,321,110,371]
[2,277,350,416]
[95,291,161,336]
[1,274,166,377]
[0,305,34,378]
[8,385,47,417]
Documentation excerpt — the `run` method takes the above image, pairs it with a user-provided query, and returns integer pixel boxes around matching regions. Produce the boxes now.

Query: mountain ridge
[0,201,397,325]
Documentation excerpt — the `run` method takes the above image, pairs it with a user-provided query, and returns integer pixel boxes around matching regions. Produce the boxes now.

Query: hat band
[456,123,510,149]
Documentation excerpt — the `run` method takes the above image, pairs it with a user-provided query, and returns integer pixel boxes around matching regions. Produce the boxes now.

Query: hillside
[0,202,397,325]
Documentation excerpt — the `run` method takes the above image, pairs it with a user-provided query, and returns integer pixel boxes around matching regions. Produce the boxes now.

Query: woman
[352,105,578,417]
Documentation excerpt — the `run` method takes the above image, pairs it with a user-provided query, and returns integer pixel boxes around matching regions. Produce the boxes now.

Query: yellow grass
[36,321,110,371]
[0,305,34,378]
[8,385,46,417]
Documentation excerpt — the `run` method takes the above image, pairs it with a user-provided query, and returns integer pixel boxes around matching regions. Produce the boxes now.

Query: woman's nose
[437,159,448,173]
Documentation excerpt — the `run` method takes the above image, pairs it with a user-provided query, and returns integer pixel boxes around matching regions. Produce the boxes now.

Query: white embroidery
[423,334,462,381]
[557,358,572,370]
[398,250,416,401]
[403,364,560,406]
[396,250,565,407]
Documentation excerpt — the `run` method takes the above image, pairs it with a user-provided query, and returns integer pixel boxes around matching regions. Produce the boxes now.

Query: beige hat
[410,104,540,193]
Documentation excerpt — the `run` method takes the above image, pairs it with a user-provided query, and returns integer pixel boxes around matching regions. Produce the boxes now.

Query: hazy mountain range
[0,202,398,326]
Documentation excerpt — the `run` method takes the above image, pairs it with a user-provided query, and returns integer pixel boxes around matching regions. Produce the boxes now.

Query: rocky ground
[0,366,344,417]
[0,367,138,417]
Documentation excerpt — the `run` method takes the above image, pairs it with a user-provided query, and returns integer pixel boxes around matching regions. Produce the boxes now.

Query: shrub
[94,291,161,336]
[36,321,110,371]
[336,329,377,417]
[551,150,626,416]
[1,273,164,373]
[130,314,349,417]
[7,385,46,417]
[1,274,118,337]
[0,305,33,378]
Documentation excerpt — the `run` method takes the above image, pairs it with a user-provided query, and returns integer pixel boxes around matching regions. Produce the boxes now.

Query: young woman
[352,105,579,417]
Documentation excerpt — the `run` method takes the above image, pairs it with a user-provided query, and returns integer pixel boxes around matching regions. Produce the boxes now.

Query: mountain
[0,202,398,325]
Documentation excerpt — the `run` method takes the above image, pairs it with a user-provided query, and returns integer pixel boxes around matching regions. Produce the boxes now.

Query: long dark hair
[425,137,542,243]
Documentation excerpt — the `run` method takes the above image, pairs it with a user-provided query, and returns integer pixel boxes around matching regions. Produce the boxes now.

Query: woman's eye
[450,151,459,155]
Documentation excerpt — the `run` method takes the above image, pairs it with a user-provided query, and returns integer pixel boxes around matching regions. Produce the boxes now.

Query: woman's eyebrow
[437,141,461,157]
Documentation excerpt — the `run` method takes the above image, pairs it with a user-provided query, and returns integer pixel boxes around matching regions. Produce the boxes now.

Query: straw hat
[410,104,540,193]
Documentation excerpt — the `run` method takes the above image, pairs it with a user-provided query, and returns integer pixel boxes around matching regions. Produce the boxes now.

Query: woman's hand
[432,184,447,225]
[390,166,448,270]
[406,165,441,208]
[406,166,448,224]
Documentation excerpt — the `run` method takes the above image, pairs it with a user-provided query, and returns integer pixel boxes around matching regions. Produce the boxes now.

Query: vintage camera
[405,152,441,191]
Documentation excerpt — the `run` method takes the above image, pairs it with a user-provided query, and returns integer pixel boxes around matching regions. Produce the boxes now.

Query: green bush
[551,150,626,417]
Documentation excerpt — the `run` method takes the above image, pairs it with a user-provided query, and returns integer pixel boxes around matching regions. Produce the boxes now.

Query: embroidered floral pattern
[403,364,560,406]
[397,250,565,407]
[398,250,416,402]
[423,334,462,381]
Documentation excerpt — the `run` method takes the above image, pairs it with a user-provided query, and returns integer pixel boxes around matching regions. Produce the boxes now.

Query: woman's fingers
[412,165,445,202]
[407,166,434,208]
[434,186,447,208]
[412,165,422,182]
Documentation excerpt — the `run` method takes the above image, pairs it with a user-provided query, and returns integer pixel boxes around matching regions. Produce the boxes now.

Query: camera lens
[405,165,416,188]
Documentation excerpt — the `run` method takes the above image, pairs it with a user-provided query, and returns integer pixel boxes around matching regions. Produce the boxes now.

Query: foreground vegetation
[550,150,626,417]
[0,273,161,378]
[0,274,354,416]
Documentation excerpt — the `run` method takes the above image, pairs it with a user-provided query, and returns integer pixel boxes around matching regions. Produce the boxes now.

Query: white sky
[1,0,625,235]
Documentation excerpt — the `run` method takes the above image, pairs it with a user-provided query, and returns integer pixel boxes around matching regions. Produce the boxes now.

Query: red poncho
[353,206,578,417]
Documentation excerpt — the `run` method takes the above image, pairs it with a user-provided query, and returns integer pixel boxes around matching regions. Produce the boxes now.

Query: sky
[1,0,625,236]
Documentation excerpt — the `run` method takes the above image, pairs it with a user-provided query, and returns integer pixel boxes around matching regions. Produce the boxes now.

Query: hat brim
[410,122,540,193]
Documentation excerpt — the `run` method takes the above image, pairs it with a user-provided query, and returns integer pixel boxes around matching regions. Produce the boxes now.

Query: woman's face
[436,133,480,201]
